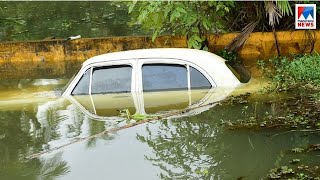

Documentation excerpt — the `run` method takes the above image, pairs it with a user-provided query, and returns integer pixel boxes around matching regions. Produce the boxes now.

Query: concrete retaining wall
[0,30,319,79]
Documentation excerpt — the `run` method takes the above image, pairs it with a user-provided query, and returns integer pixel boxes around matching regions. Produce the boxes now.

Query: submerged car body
[62,48,242,120]
[63,48,240,96]
[66,87,237,120]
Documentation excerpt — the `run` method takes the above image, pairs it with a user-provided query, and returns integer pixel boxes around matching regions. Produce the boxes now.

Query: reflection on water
[0,78,319,179]
[136,118,320,179]
[0,2,145,42]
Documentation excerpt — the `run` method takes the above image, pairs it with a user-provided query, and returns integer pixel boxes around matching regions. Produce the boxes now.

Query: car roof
[82,48,225,67]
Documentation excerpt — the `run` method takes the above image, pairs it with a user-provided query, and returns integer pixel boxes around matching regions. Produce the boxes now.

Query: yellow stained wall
[0,30,319,79]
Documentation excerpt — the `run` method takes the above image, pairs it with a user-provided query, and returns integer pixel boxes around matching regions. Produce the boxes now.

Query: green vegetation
[267,166,294,179]
[128,0,296,52]
[258,54,320,91]
[128,1,235,49]
[217,49,238,63]
[118,109,156,122]
[221,54,320,129]
[267,163,320,179]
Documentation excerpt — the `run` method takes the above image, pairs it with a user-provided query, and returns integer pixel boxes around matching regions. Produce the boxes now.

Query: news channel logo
[295,4,316,29]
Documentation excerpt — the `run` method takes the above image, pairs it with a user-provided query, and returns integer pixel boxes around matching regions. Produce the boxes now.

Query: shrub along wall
[0,30,319,79]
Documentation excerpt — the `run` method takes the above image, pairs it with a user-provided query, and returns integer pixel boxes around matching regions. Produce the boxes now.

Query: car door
[136,58,214,114]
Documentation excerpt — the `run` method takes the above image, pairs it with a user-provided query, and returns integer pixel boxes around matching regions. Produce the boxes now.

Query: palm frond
[276,0,293,16]
[264,1,282,27]
[226,21,258,52]
[39,152,70,180]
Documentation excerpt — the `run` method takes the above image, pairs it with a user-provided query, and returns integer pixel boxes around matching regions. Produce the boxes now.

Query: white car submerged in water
[63,48,243,120]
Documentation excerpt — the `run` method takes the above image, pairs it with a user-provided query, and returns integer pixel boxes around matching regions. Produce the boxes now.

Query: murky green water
[0,78,319,179]
[0,2,145,42]
[2,1,319,179]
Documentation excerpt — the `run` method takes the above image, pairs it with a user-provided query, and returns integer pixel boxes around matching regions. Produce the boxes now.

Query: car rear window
[190,66,212,89]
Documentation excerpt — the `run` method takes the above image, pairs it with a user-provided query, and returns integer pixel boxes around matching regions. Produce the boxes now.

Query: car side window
[91,65,132,94]
[190,66,212,89]
[142,64,188,91]
[72,69,90,95]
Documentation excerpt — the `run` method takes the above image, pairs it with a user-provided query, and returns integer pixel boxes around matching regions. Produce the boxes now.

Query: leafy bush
[217,49,238,63]
[259,54,320,89]
[127,1,235,49]
[286,55,320,84]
